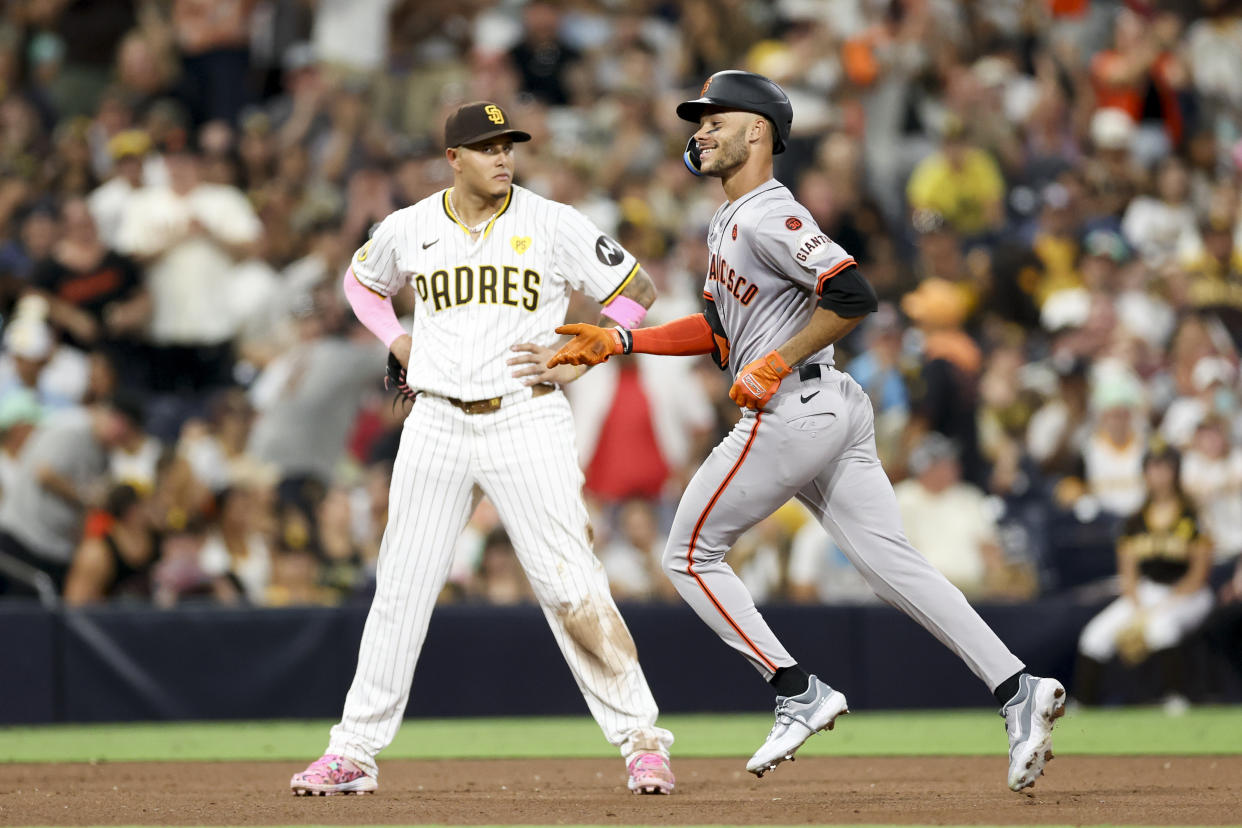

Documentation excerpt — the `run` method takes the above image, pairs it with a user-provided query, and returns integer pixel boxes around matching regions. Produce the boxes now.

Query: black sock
[770,665,811,697]
[993,670,1024,706]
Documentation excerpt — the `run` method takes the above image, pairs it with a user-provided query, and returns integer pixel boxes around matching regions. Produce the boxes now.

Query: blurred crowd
[0,0,1239,673]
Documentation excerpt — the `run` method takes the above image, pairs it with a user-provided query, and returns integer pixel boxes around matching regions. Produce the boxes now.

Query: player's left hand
[730,350,793,410]
[510,342,583,387]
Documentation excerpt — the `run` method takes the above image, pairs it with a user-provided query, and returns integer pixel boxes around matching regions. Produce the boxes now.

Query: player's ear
[748,117,766,147]
[445,147,461,173]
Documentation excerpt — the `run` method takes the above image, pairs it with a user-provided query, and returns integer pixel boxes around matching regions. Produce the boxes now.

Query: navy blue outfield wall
[1,597,1105,724]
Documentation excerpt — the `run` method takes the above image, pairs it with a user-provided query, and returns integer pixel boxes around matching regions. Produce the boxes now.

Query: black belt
[798,363,827,382]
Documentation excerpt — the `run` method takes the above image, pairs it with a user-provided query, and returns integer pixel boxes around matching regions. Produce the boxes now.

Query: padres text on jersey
[351,184,640,401]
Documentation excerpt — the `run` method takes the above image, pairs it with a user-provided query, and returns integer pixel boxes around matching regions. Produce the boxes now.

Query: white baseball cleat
[746,675,848,777]
[1001,674,1066,792]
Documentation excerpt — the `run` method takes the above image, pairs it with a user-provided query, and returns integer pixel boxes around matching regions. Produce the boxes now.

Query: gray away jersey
[703,179,856,375]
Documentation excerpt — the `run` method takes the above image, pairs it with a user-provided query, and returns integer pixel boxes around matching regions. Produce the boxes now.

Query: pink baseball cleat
[290,753,377,796]
[626,752,675,794]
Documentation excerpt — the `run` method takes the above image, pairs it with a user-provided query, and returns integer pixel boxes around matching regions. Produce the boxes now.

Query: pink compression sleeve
[600,295,647,328]
[343,269,407,348]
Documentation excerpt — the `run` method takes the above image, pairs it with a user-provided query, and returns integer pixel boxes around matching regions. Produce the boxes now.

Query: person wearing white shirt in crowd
[598,499,670,601]
[1161,355,1237,449]
[87,130,149,248]
[115,129,262,420]
[1120,156,1201,270]
[1181,416,1242,564]
[895,432,1006,599]
[787,514,877,605]
[1083,363,1149,518]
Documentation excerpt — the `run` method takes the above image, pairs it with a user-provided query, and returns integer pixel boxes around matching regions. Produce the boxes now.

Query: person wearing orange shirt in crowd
[1090,6,1189,164]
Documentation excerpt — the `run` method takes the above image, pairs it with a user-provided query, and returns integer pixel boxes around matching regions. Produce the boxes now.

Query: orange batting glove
[730,350,793,410]
[548,323,623,367]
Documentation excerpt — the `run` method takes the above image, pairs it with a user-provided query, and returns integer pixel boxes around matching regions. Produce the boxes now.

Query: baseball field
[2,706,1240,827]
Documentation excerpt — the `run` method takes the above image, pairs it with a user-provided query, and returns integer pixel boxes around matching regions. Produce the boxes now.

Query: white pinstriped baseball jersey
[351,184,639,400]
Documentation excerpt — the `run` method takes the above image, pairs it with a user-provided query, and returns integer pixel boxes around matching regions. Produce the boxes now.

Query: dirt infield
[3,756,1240,826]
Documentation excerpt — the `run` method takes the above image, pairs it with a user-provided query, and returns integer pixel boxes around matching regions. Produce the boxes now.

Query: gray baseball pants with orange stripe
[662,366,1024,691]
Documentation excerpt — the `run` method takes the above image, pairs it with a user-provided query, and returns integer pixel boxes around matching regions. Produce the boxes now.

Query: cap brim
[676,98,714,123]
[455,128,532,148]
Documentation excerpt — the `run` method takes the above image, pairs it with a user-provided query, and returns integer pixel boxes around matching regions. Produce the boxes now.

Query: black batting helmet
[677,70,793,154]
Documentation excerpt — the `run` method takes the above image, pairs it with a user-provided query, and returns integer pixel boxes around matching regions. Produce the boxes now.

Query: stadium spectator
[843,303,909,469]
[571,352,714,507]
[115,128,262,433]
[87,129,150,248]
[895,433,1012,600]
[902,276,987,487]
[1089,6,1187,166]
[63,483,159,605]
[1075,445,1214,706]
[1081,362,1148,519]
[598,499,669,602]
[1161,355,1236,449]
[787,517,878,606]
[0,395,145,595]
[1180,416,1242,565]
[0,389,41,502]
[246,287,381,488]
[1121,156,1200,270]
[509,1,582,106]
[29,197,149,366]
[906,116,1005,238]
[314,485,369,603]
[0,199,58,283]
[197,483,273,605]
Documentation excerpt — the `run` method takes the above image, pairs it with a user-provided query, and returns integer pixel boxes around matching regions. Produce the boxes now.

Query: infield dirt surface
[5,756,1240,825]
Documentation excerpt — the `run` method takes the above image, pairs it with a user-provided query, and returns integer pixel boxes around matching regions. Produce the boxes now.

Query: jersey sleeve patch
[351,214,404,296]
[553,203,640,302]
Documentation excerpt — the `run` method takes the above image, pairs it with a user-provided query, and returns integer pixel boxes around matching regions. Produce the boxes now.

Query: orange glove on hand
[547,323,623,368]
[730,350,793,410]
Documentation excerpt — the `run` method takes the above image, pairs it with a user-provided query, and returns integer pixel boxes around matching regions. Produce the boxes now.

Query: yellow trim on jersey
[442,187,513,241]
[351,268,386,298]
[602,261,640,305]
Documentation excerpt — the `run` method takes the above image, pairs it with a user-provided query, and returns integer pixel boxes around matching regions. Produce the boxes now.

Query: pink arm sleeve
[343,268,407,348]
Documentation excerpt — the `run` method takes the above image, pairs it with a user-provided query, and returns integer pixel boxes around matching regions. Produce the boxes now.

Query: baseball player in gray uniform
[550,71,1066,793]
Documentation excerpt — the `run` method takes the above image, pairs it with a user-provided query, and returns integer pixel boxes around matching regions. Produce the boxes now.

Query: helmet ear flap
[683,136,704,176]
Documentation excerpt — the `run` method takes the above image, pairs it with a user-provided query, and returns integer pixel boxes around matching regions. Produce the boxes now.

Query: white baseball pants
[327,392,669,778]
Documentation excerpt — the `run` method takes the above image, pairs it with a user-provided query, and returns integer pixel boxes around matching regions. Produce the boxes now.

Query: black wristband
[618,327,634,355]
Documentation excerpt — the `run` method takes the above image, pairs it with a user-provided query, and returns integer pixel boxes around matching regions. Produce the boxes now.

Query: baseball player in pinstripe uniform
[290,102,675,796]
[551,71,1066,792]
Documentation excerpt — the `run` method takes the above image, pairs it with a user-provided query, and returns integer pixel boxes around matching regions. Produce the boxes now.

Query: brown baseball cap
[444,102,531,148]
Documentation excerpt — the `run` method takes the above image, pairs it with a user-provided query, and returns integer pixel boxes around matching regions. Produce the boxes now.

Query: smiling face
[691,108,768,177]
[447,136,515,199]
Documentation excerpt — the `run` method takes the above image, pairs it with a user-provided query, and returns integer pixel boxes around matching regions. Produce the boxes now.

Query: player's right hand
[547,323,623,368]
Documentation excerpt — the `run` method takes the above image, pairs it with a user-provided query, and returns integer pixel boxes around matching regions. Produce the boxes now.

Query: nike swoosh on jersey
[422,239,439,249]
[800,391,820,404]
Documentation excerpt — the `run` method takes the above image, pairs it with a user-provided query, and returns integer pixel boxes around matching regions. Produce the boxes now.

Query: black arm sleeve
[817,265,878,317]
[703,298,731,371]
